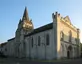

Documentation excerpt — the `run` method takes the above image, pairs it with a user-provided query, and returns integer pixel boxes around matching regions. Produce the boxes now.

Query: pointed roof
[22,7,29,20]
[64,16,71,24]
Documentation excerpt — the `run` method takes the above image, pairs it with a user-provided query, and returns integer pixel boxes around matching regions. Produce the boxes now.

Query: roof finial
[22,7,29,20]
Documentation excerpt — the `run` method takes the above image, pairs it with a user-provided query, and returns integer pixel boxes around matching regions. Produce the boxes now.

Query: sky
[0,0,82,43]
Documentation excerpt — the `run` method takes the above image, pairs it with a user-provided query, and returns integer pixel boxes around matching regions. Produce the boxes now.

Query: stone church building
[1,7,81,60]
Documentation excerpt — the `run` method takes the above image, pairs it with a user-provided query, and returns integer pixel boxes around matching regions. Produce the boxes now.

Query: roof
[8,37,15,41]
[22,7,29,21]
[25,23,53,37]
[64,16,71,24]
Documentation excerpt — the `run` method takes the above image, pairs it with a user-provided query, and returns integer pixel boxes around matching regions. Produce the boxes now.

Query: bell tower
[16,7,34,37]
[15,7,34,57]
[15,7,34,42]
[22,7,34,31]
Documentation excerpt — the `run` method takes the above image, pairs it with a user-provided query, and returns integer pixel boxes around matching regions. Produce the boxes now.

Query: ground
[0,58,82,64]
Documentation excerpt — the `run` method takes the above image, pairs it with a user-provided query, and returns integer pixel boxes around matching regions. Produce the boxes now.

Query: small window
[31,37,33,47]
[38,36,40,46]
[46,34,50,45]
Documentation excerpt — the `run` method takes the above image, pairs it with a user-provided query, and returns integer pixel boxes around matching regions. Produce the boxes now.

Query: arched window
[38,36,40,46]
[60,31,64,41]
[69,31,72,42]
[75,38,78,44]
[31,37,33,47]
[46,34,50,45]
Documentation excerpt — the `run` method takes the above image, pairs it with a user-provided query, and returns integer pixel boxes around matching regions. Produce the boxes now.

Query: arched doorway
[67,50,70,59]
[67,45,72,59]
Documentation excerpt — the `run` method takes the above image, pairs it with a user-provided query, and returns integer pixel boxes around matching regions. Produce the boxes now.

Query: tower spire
[22,7,29,20]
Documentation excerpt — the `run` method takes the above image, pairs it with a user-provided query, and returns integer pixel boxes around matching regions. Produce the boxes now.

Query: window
[60,31,64,41]
[75,38,79,44]
[31,37,33,47]
[5,48,7,51]
[23,41,26,51]
[75,38,77,43]
[69,31,72,42]
[46,34,50,45]
[38,36,40,46]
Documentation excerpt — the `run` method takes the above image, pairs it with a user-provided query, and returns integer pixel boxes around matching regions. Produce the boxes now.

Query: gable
[64,16,71,24]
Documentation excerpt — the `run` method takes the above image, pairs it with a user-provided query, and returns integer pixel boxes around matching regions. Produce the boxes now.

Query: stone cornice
[61,40,79,47]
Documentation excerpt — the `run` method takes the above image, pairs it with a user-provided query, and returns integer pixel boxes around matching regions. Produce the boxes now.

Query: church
[0,7,81,60]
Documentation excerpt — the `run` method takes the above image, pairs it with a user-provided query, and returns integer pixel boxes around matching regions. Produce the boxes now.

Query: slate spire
[22,7,29,21]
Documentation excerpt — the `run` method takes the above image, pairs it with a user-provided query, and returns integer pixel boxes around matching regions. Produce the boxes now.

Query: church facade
[1,7,81,60]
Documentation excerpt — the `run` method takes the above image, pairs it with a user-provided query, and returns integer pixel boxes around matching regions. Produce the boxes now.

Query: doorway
[67,45,72,59]
[67,50,70,59]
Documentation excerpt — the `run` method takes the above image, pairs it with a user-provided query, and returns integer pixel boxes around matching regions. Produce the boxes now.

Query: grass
[26,58,75,62]
[0,57,80,63]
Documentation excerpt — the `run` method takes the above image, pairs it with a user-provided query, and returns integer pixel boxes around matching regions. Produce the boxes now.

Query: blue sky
[0,0,82,43]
